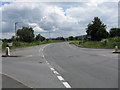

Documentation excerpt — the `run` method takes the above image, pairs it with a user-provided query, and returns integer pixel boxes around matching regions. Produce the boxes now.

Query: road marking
[46,62,50,64]
[53,71,59,75]
[42,54,45,58]
[0,72,33,89]
[62,82,71,88]
[46,61,50,65]
[50,68,55,71]
[39,49,41,52]
[26,55,33,57]
[57,76,64,81]
[40,44,72,88]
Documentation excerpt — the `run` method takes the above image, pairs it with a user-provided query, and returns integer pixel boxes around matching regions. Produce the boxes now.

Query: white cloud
[1,1,118,38]
[33,26,47,32]
[66,2,118,31]
[2,33,15,39]
[12,0,119,2]
[28,23,38,26]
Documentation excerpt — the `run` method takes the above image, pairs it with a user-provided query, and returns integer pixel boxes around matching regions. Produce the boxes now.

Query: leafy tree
[11,36,16,41]
[74,36,79,40]
[55,37,65,40]
[17,27,34,42]
[109,28,120,37]
[35,34,45,41]
[69,36,74,40]
[86,17,109,41]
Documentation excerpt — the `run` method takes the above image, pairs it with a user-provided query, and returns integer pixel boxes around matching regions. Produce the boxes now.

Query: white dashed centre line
[53,71,59,75]
[57,76,64,81]
[63,82,71,88]
[50,68,55,71]
[40,44,72,88]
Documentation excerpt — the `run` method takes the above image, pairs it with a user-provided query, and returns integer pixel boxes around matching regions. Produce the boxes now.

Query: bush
[109,28,120,37]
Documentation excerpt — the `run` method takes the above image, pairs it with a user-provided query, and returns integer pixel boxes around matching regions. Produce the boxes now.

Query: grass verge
[2,40,68,51]
[69,37,120,49]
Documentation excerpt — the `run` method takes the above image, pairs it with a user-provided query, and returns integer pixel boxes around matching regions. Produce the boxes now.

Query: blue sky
[1,0,119,39]
[0,2,11,6]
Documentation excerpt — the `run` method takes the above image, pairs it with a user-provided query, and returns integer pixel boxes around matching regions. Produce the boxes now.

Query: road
[2,42,118,88]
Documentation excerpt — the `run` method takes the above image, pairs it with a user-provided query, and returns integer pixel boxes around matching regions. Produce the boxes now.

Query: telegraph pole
[15,22,18,37]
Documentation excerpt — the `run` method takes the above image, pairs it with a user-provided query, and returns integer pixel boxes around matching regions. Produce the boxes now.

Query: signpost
[7,43,13,47]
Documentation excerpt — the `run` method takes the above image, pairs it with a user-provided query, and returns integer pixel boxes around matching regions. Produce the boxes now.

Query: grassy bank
[2,40,68,50]
[70,37,120,49]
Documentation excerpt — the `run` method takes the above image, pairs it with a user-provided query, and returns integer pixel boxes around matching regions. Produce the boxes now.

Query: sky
[0,0,119,39]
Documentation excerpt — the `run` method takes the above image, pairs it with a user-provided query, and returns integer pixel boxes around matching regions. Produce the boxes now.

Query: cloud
[1,1,118,38]
[33,26,47,32]
[12,0,119,2]
[66,2,118,31]
[28,23,38,27]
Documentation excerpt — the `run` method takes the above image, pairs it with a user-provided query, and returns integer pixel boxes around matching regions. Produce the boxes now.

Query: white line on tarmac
[26,55,33,57]
[42,54,45,58]
[62,82,71,88]
[57,76,64,81]
[47,63,50,65]
[50,68,55,71]
[40,44,72,88]
[53,71,59,75]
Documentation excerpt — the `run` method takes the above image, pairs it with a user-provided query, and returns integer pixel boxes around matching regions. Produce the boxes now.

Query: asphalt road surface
[2,42,119,88]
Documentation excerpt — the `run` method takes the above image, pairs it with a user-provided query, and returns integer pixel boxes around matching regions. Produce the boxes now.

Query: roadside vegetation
[70,17,120,49]
[70,37,120,48]
[83,37,120,48]
[1,26,82,50]
[1,27,68,50]
[2,40,68,50]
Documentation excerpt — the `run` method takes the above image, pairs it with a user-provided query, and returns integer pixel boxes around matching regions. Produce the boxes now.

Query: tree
[35,34,45,42]
[109,28,120,37]
[74,36,79,40]
[17,27,34,42]
[69,36,74,40]
[86,17,109,41]
[55,37,65,40]
[11,36,16,41]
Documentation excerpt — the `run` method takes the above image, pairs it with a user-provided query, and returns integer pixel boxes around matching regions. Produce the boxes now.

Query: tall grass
[69,37,120,48]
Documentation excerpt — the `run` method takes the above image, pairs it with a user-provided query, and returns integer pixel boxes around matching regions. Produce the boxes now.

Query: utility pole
[82,35,83,44]
[15,22,23,40]
[49,30,51,40]
[15,22,18,37]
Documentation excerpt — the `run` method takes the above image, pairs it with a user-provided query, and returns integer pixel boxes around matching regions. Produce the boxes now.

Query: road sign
[7,43,13,47]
